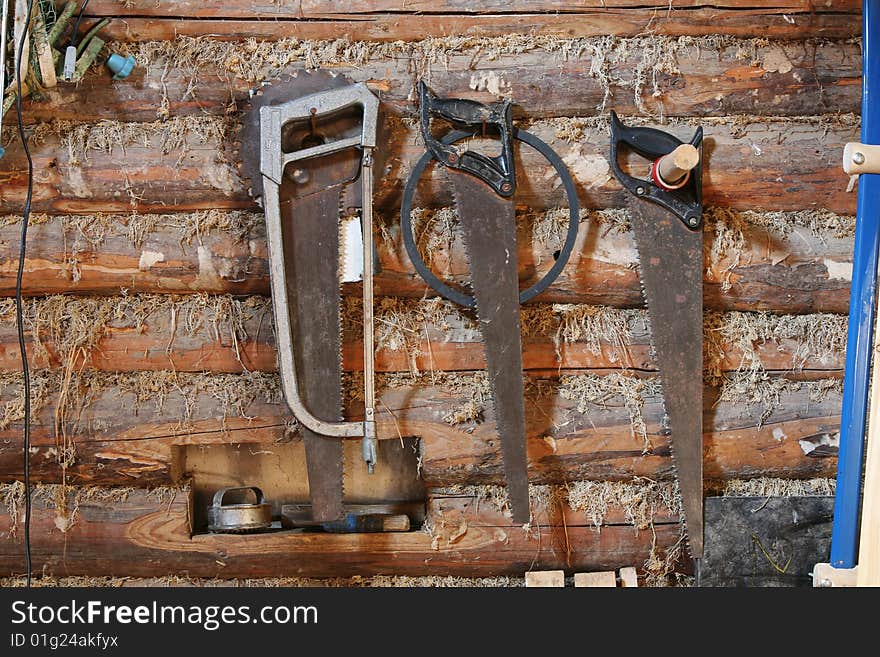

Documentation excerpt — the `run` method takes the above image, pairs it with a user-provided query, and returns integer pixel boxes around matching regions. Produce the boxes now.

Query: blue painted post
[831,0,880,569]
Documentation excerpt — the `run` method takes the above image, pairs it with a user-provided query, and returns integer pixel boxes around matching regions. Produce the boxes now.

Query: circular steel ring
[401,128,580,308]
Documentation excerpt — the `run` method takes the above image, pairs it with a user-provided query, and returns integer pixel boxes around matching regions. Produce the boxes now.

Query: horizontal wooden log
[418,378,841,485]
[0,372,841,486]
[87,0,862,18]
[0,296,847,375]
[0,295,280,374]
[10,37,861,123]
[92,11,861,45]
[426,489,681,530]
[77,2,865,52]
[0,117,861,221]
[0,212,269,297]
[0,486,681,578]
[0,206,855,312]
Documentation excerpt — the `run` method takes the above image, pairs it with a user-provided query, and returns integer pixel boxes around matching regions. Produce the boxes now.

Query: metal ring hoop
[401,128,580,308]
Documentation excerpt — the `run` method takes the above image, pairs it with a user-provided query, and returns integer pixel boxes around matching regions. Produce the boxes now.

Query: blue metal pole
[831,0,880,569]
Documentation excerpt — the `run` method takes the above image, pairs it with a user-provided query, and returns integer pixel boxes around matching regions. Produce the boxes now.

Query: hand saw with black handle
[401,82,580,524]
[609,111,704,561]
[239,72,381,522]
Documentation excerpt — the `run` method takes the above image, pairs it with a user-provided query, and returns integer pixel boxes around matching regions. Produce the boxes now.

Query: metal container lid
[207,486,272,533]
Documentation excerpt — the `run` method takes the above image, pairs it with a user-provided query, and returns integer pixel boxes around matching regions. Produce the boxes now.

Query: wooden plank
[574,571,617,587]
[32,3,57,89]
[853,234,880,586]
[526,570,565,587]
[0,487,681,578]
[618,566,639,586]
[701,496,834,587]
[0,118,861,220]
[12,0,30,87]
[813,562,858,587]
[9,38,862,123]
[857,323,880,585]
[0,210,855,313]
[0,373,842,486]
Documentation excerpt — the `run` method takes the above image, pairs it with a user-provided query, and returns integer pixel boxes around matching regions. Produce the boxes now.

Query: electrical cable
[68,0,88,47]
[62,0,89,80]
[14,0,36,588]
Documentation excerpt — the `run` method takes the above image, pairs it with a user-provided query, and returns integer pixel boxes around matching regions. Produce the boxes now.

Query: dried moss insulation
[407,207,460,269]
[347,296,469,375]
[0,574,521,588]
[704,207,855,292]
[0,209,262,248]
[1,481,26,534]
[535,304,642,364]
[430,479,686,585]
[558,373,660,452]
[566,479,681,530]
[721,477,835,497]
[0,370,283,444]
[704,310,848,385]
[56,116,230,166]
[717,373,842,423]
[0,370,56,432]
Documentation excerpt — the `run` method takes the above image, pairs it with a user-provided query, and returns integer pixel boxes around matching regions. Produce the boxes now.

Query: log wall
[0,1,856,582]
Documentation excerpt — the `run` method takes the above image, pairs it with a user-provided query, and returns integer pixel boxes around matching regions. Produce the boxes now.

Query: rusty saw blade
[279,189,346,521]
[239,71,362,521]
[448,170,530,524]
[629,200,704,558]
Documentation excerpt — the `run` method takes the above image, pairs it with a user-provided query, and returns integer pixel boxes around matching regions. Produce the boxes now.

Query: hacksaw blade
[238,70,363,522]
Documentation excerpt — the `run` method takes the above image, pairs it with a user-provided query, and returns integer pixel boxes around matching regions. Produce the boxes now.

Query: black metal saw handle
[419,81,515,197]
[609,110,703,229]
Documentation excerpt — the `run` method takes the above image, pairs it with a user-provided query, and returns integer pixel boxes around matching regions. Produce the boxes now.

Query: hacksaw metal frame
[259,83,380,466]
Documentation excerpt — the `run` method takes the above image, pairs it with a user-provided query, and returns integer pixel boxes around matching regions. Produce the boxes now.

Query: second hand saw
[401,82,580,523]
[239,72,381,522]
[608,111,705,564]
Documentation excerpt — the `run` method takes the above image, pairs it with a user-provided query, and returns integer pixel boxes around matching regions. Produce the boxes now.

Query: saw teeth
[446,170,530,523]
[337,188,347,504]
[630,207,701,563]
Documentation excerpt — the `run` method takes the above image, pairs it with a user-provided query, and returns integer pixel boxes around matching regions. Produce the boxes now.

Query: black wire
[69,0,89,48]
[14,0,36,589]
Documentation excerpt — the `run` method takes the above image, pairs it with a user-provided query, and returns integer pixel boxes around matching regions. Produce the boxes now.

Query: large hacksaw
[239,72,380,521]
